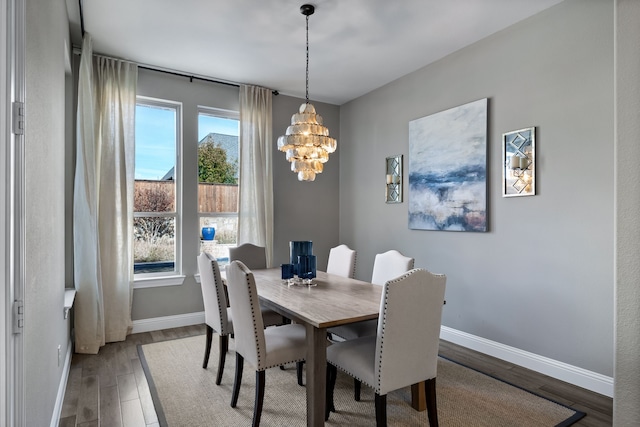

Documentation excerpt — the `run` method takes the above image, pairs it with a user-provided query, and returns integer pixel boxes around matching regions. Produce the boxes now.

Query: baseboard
[50,339,73,427]
[440,326,613,397]
[131,311,205,334]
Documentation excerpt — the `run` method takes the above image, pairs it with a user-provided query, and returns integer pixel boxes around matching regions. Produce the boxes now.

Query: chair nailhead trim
[261,358,305,371]
[212,260,228,335]
[330,362,373,389]
[245,273,264,367]
[352,252,357,279]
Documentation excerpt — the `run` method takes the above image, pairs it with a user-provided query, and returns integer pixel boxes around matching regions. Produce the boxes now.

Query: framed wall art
[408,98,487,232]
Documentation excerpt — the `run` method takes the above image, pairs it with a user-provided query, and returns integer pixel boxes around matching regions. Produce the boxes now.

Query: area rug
[138,335,585,426]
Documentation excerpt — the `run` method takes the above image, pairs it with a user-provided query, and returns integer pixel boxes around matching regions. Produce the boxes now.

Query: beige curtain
[73,34,137,354]
[238,85,274,265]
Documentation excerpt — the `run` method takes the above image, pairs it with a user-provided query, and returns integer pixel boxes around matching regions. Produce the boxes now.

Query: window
[197,108,239,265]
[133,97,181,282]
[132,98,239,287]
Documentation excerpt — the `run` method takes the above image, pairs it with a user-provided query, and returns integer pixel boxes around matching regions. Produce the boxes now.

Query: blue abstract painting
[408,98,487,232]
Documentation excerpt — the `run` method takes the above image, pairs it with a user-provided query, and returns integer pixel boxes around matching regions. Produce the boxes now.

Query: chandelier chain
[305,13,310,103]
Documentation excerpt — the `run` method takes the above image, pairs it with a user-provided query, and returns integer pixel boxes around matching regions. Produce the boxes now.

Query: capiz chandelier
[277,4,336,182]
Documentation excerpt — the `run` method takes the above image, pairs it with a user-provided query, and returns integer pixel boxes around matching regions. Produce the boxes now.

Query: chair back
[374,268,446,395]
[326,244,357,278]
[225,260,267,369]
[229,243,267,269]
[197,252,230,335]
[370,249,415,285]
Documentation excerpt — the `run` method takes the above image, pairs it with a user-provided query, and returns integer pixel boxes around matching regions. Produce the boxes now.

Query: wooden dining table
[249,268,427,427]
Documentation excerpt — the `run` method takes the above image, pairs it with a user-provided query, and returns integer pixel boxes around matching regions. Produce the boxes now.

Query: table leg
[305,324,327,427]
[411,381,426,411]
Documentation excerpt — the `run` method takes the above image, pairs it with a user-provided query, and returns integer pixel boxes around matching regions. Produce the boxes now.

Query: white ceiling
[68,0,564,105]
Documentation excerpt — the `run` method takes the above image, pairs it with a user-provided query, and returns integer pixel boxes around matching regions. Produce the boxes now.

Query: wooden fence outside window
[134,180,238,213]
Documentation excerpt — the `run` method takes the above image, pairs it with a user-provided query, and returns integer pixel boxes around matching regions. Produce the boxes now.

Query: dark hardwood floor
[59,325,612,426]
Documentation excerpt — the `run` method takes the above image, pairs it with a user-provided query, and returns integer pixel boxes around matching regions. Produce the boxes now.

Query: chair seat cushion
[329,319,377,341]
[327,336,376,389]
[262,323,307,370]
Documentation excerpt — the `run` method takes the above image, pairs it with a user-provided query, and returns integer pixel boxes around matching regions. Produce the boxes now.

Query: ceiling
[67,0,564,105]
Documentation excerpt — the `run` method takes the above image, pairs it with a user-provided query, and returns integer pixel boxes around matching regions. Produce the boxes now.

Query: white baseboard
[131,311,205,334]
[51,339,73,427]
[440,326,613,398]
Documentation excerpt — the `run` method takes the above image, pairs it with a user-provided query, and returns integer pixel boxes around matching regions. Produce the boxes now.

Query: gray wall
[132,71,340,320]
[24,0,73,424]
[614,0,640,423]
[339,0,614,376]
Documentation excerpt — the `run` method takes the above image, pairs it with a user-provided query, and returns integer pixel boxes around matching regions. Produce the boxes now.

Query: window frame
[197,106,240,265]
[133,96,185,288]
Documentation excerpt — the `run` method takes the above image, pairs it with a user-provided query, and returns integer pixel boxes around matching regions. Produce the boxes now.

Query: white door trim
[1,0,8,421]
[4,0,26,425]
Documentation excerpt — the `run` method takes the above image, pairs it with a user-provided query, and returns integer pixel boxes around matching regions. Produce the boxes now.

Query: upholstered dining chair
[229,243,288,325]
[326,244,357,279]
[329,249,415,342]
[370,249,415,285]
[225,260,307,427]
[197,252,282,385]
[228,242,299,379]
[325,268,446,427]
[229,243,268,269]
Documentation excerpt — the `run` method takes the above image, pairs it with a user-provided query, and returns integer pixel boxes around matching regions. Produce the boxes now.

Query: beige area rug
[139,335,584,427]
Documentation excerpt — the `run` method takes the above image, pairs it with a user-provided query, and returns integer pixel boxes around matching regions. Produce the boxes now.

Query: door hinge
[12,101,25,135]
[13,299,24,334]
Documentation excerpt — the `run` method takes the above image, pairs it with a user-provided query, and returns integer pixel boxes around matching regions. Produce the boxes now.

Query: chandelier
[277,4,337,182]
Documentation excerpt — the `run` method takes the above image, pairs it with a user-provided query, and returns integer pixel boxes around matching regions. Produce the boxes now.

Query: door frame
[3,0,25,425]
[1,0,8,419]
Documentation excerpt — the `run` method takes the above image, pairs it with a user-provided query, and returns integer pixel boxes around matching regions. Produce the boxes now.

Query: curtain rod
[76,0,278,95]
[79,0,85,36]
[138,65,280,96]
[77,49,279,95]
[138,64,237,89]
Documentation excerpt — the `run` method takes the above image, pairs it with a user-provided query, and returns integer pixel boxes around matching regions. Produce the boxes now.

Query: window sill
[134,275,186,289]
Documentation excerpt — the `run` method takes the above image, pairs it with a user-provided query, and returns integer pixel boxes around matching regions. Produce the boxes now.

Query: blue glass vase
[281,263,294,280]
[297,255,316,278]
[202,227,216,241]
[290,241,313,276]
[298,255,317,286]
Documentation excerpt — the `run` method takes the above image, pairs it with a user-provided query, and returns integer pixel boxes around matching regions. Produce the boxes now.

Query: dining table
[249,268,428,427]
